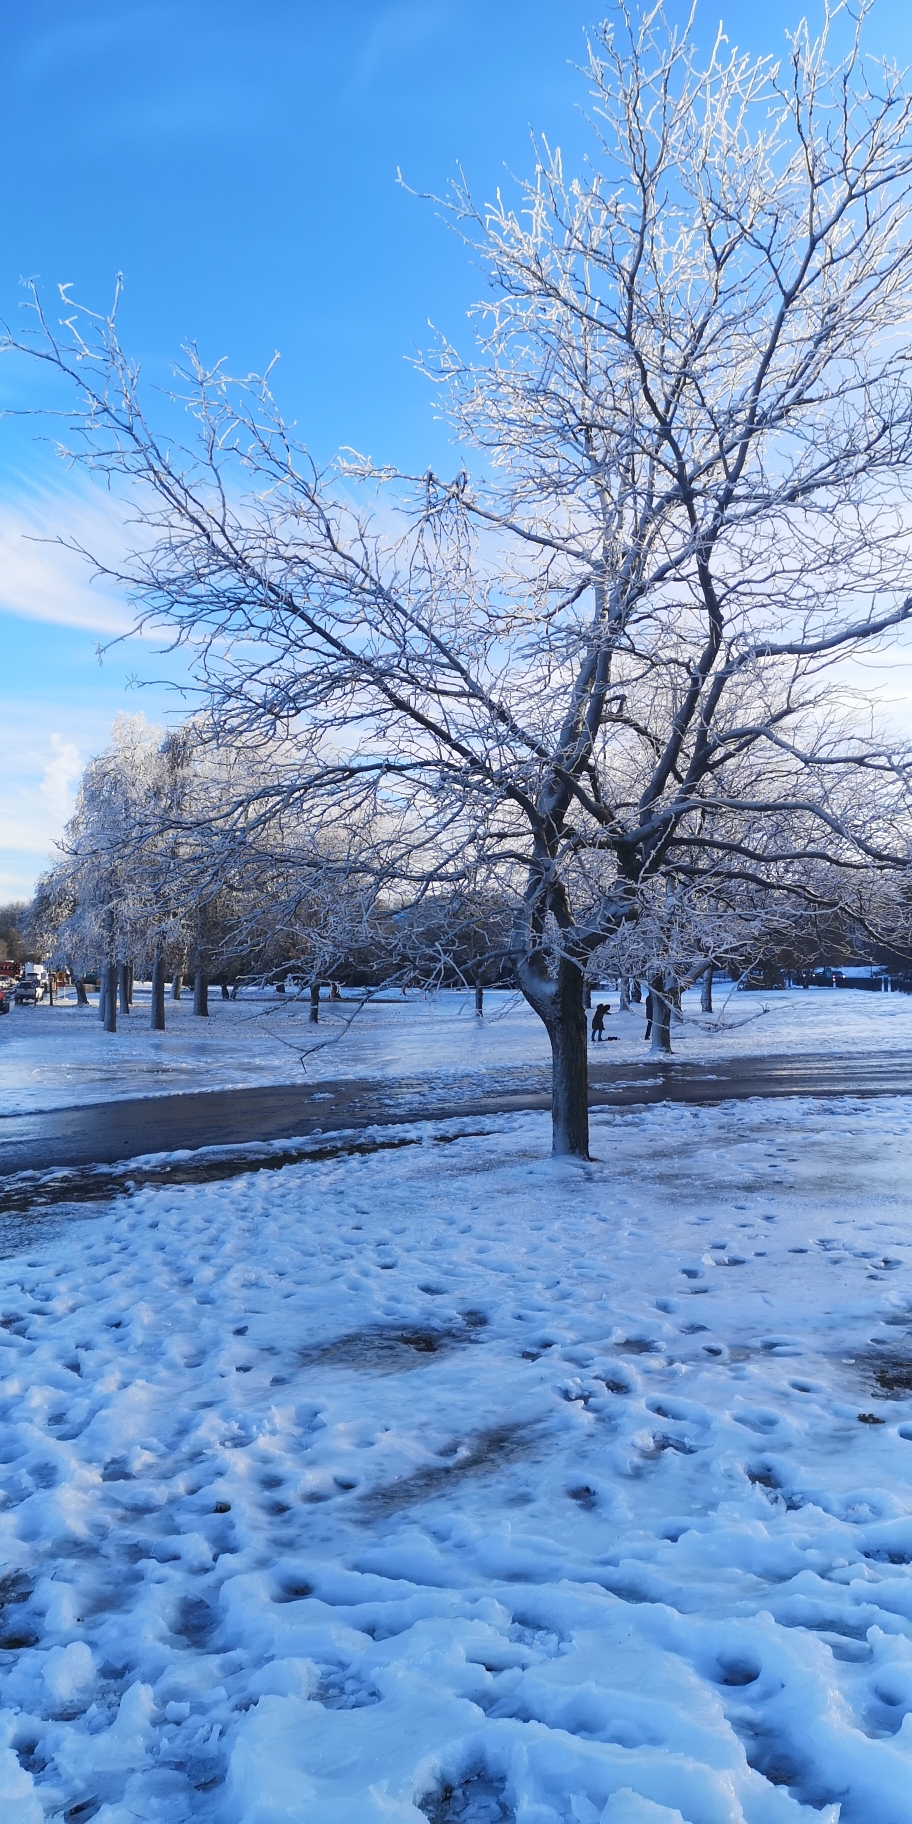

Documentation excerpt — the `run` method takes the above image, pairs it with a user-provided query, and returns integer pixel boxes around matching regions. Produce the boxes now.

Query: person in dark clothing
[591,1002,610,1041]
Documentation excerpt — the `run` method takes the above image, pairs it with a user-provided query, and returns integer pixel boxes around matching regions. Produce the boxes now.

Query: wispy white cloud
[0,717,80,897]
[39,733,82,825]
[350,2,448,96]
[0,483,136,635]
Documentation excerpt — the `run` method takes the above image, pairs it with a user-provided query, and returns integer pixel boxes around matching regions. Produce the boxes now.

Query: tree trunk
[118,962,130,1015]
[98,970,107,1022]
[220,980,230,1000]
[630,978,642,1003]
[103,963,117,1033]
[619,978,630,1011]
[193,970,209,1017]
[701,965,713,1014]
[474,977,484,1017]
[545,960,590,1157]
[128,962,134,1007]
[172,971,183,1001]
[584,982,592,1009]
[151,953,166,1031]
[648,974,672,1054]
[75,978,89,1007]
[309,981,320,1023]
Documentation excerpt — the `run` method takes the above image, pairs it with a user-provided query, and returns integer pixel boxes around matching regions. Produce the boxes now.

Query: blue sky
[3,0,912,898]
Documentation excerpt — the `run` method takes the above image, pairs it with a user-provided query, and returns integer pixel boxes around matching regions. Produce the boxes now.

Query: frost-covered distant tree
[10,3,912,1152]
[212,825,391,1020]
[390,877,514,1014]
[35,717,162,1027]
[35,716,202,1028]
[0,904,28,969]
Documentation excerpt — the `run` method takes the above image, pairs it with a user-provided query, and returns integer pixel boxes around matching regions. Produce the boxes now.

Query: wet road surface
[3,1048,912,1177]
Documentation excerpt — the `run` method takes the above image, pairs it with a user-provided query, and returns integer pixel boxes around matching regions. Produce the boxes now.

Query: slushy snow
[0,1070,911,1820]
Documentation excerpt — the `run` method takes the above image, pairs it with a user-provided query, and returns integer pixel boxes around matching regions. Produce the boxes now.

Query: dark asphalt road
[3,1049,912,1176]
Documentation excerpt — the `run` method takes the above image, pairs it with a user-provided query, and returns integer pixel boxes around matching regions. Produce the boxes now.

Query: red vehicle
[0,988,10,1015]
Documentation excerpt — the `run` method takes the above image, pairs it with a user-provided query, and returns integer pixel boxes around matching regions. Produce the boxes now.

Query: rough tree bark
[103,963,117,1034]
[648,973,673,1055]
[151,953,166,1031]
[545,961,590,1156]
[193,970,208,1017]
[517,951,590,1157]
[701,966,714,1014]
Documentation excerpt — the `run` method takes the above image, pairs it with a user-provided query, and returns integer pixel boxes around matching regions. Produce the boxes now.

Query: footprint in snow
[421,1771,513,1823]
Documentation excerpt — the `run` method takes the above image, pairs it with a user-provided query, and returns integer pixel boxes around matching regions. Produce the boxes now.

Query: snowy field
[2,986,912,1116]
[1,1089,911,1822]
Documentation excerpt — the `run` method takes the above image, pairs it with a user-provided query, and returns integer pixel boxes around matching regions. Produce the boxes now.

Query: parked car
[14,975,45,1004]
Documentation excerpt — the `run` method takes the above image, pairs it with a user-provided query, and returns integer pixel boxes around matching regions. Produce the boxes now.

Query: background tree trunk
[220,980,230,1000]
[151,953,166,1031]
[649,974,673,1054]
[98,971,107,1023]
[103,963,117,1033]
[75,978,89,1007]
[619,978,630,1011]
[474,977,484,1017]
[701,966,714,1014]
[118,963,130,1015]
[193,970,208,1016]
[309,980,320,1023]
[171,971,183,1000]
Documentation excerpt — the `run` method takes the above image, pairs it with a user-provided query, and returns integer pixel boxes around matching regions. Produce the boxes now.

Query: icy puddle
[0,1098,911,1822]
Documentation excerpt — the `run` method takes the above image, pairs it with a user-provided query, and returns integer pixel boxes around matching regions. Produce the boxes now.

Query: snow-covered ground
[1,986,911,1115]
[1,1090,911,1822]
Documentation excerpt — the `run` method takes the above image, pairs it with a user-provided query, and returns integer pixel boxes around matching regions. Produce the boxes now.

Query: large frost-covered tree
[9,2,912,1153]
